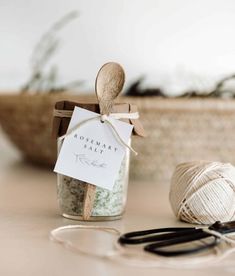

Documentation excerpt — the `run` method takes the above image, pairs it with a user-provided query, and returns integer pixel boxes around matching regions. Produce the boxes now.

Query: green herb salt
[57,153,129,219]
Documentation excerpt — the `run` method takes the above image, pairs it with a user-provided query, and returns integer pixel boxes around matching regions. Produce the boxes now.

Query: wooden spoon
[82,62,125,220]
[95,62,125,115]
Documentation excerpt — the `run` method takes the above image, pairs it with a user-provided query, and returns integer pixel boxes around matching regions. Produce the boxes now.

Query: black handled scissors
[118,221,235,257]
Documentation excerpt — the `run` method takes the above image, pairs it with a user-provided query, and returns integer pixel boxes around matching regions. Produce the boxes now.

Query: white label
[54,106,133,190]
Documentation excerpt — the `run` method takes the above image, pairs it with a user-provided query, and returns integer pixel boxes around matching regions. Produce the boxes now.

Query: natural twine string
[169,161,235,225]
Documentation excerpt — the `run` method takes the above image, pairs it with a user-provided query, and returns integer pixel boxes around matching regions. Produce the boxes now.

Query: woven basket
[0,93,235,184]
[0,93,92,166]
[129,97,235,183]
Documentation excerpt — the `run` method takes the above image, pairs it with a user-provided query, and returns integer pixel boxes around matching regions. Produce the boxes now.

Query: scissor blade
[209,220,235,234]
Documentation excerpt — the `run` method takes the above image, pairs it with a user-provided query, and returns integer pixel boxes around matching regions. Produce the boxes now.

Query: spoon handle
[82,183,96,220]
[81,103,108,220]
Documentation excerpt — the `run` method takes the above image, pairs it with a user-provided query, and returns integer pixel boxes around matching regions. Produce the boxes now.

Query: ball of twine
[169,161,235,225]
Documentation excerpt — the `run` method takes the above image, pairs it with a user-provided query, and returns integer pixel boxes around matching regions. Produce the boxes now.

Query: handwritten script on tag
[54,107,133,190]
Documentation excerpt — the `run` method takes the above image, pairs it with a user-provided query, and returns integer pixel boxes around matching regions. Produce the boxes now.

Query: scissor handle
[118,227,200,245]
[118,227,220,257]
[144,234,219,257]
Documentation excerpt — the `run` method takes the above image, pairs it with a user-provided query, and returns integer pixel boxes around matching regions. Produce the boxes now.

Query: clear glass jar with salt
[52,99,144,221]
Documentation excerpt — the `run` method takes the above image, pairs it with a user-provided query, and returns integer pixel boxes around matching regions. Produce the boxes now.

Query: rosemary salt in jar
[52,100,145,221]
[57,137,130,220]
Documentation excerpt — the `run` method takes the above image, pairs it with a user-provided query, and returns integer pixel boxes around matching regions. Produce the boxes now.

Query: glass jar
[56,137,130,221]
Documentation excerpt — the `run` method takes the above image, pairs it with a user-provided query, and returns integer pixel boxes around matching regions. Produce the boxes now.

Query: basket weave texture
[129,97,235,183]
[0,93,235,184]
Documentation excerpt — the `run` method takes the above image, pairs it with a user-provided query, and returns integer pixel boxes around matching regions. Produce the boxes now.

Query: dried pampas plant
[21,10,83,93]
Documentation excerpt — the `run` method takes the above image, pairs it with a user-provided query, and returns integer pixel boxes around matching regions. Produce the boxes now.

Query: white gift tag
[54,106,133,190]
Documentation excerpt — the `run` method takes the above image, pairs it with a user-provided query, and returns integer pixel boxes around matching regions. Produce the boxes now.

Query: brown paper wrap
[52,100,146,138]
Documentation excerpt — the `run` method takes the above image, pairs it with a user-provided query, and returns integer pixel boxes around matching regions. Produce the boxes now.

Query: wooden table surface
[1,129,235,276]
